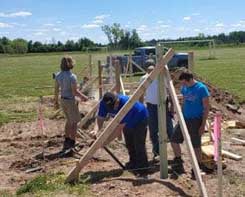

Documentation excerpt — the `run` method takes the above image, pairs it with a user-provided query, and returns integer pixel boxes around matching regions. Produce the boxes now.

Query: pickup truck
[106,46,188,73]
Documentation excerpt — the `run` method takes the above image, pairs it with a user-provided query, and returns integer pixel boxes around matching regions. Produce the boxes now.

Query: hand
[199,124,205,136]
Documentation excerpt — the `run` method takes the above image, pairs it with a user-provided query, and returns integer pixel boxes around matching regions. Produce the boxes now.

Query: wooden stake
[65,49,174,184]
[89,54,92,78]
[120,76,125,95]
[115,60,121,93]
[164,65,208,197]
[98,60,103,98]
[188,52,194,72]
[156,44,168,179]
[129,59,146,72]
[216,113,222,197]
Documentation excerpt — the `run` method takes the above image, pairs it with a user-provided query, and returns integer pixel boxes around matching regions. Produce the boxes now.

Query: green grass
[194,47,245,103]
[0,47,244,125]
[16,172,91,196]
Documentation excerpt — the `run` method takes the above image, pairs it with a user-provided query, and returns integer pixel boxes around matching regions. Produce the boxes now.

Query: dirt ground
[0,74,245,197]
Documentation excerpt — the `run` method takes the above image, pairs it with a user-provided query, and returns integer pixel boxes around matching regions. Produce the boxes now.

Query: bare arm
[199,97,210,135]
[71,82,88,101]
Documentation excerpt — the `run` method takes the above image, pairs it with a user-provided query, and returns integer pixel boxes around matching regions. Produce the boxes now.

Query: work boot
[62,138,75,151]
[171,157,184,173]
[62,138,71,151]
[125,161,135,170]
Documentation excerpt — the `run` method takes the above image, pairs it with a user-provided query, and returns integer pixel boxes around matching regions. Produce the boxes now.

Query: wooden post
[98,60,103,98]
[115,60,123,140]
[65,49,174,184]
[156,44,168,179]
[109,55,113,83]
[115,60,121,94]
[89,54,92,78]
[120,76,126,95]
[188,52,194,72]
[216,113,222,197]
[164,65,208,197]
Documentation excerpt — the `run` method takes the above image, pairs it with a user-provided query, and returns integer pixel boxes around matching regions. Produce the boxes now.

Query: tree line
[1,23,245,54]
[0,37,101,54]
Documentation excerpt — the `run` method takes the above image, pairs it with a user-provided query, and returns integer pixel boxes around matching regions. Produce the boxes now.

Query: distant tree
[102,24,143,49]
[102,23,124,49]
[65,40,76,51]
[11,38,28,53]
[129,29,143,48]
[78,37,95,51]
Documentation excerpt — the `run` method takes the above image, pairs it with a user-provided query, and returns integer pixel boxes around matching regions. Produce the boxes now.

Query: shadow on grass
[103,177,192,197]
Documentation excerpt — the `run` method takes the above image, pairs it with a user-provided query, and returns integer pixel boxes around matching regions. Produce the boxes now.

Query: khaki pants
[61,99,81,124]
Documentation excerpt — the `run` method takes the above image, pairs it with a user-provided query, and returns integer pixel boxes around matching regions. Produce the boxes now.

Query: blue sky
[0,0,245,44]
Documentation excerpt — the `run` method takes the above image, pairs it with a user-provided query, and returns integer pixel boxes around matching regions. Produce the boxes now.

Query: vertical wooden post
[89,54,92,78]
[188,51,194,72]
[109,55,113,83]
[156,44,168,179]
[129,53,133,92]
[98,60,103,99]
[216,113,223,197]
[115,60,122,140]
[115,60,121,93]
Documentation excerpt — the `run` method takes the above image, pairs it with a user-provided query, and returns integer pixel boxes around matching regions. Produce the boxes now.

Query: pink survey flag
[213,113,222,161]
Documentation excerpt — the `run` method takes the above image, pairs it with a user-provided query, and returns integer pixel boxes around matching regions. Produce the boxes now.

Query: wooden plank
[164,65,208,197]
[115,60,123,140]
[120,76,126,95]
[98,61,103,98]
[120,72,145,77]
[156,44,168,179]
[222,150,242,160]
[202,144,242,160]
[231,137,245,145]
[188,52,194,72]
[65,49,175,183]
[129,59,146,72]
[115,60,121,93]
[89,54,92,78]
[81,76,98,93]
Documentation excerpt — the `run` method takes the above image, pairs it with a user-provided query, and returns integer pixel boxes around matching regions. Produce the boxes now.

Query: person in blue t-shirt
[170,71,210,175]
[91,92,149,175]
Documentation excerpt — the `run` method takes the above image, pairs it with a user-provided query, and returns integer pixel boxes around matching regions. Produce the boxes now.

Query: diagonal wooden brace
[65,49,174,184]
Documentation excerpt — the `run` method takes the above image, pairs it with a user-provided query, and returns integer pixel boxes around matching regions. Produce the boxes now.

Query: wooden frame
[65,48,175,184]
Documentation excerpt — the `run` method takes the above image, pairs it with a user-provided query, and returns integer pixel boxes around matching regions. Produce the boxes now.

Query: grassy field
[0,47,244,125]
[194,47,245,102]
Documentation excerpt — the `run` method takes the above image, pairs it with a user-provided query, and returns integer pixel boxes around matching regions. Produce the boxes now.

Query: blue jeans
[147,102,174,156]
